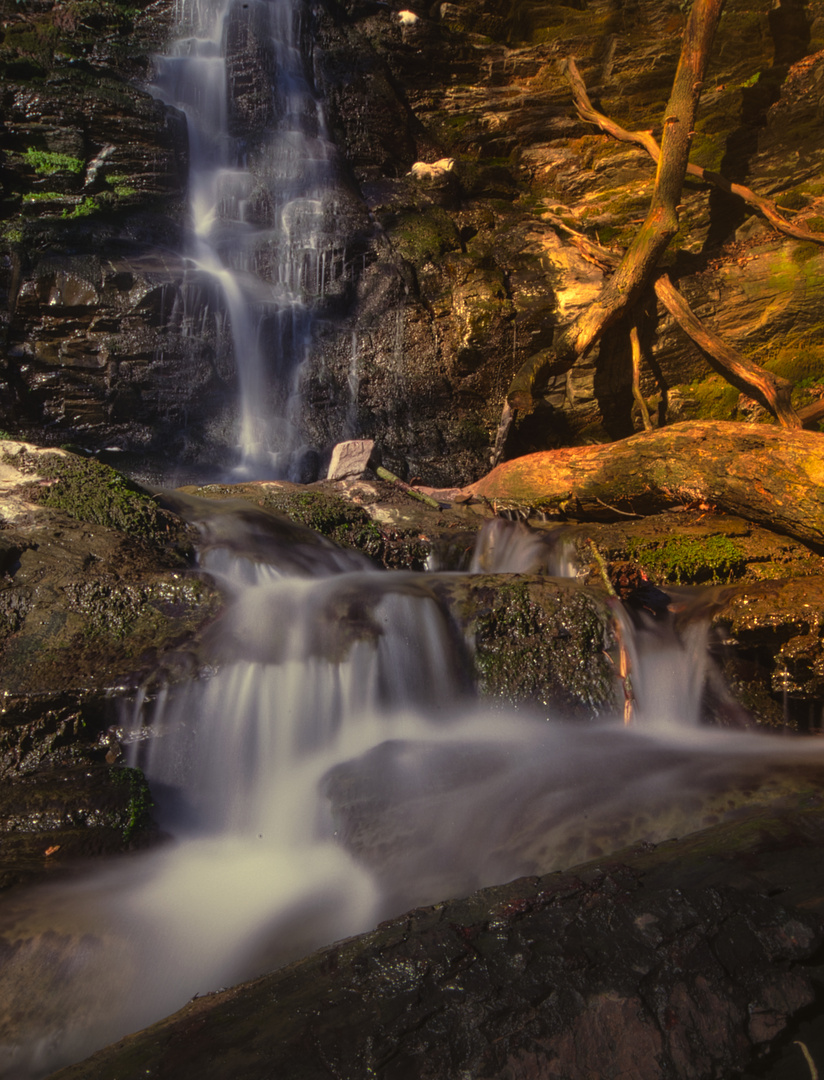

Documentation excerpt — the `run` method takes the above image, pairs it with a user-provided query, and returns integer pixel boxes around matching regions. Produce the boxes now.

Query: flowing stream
[3,506,824,1079]
[153,0,345,476]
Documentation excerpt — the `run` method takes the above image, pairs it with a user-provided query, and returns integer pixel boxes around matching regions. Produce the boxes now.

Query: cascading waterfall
[4,2,823,1076]
[153,0,343,476]
[4,508,824,1080]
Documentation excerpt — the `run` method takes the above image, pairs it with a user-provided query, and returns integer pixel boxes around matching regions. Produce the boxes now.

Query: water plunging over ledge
[3,505,824,1079]
[153,0,347,477]
[3,1,824,1075]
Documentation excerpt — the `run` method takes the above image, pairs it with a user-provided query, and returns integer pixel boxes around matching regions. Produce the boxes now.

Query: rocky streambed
[0,441,823,1076]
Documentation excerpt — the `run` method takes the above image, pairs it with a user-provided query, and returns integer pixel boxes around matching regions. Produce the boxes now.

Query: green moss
[761,334,824,408]
[776,189,811,212]
[111,765,153,841]
[8,449,189,548]
[22,191,63,203]
[0,223,24,245]
[23,148,84,176]
[389,208,461,267]
[686,374,740,420]
[688,130,726,173]
[258,490,378,545]
[627,535,746,584]
[764,346,824,384]
[62,196,98,219]
[790,242,821,266]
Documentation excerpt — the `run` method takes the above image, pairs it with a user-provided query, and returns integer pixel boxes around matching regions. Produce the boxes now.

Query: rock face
[3,0,824,485]
[0,442,220,888]
[46,806,824,1080]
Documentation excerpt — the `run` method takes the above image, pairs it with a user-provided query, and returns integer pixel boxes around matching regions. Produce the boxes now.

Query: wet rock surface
[45,805,824,1080]
[3,1,824,483]
[0,443,220,887]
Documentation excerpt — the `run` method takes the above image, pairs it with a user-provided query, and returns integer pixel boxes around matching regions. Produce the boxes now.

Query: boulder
[46,805,824,1080]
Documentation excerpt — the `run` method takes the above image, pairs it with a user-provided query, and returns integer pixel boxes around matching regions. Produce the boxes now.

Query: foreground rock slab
[47,805,824,1080]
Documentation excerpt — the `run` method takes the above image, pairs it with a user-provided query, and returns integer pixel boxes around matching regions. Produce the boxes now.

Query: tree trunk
[505,0,726,412]
[470,420,824,547]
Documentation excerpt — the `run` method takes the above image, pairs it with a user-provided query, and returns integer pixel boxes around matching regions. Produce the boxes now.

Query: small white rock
[409,158,455,182]
[326,439,375,481]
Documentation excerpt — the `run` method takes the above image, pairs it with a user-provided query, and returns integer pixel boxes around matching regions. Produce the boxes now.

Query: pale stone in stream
[0,441,68,524]
[326,439,374,480]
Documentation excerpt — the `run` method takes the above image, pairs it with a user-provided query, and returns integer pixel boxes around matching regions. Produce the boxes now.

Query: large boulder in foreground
[46,803,824,1080]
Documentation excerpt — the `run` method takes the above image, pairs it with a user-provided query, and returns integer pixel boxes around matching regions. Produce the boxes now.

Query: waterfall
[5,510,823,1080]
[153,0,343,477]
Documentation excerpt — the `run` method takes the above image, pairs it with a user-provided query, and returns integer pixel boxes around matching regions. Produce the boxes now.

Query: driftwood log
[470,421,824,547]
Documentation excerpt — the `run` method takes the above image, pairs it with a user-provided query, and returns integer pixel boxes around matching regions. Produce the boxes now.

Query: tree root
[562,56,824,248]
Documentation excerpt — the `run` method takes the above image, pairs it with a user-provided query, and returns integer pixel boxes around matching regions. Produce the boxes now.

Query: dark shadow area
[703,0,812,251]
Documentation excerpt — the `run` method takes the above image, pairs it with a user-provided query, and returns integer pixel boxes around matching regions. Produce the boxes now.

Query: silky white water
[3,510,823,1080]
[152,0,345,476]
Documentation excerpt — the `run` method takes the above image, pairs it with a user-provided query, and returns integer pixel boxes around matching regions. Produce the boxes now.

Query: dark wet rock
[0,763,154,891]
[3,1,824,483]
[0,443,221,886]
[432,573,615,715]
[45,806,824,1080]
[709,575,824,729]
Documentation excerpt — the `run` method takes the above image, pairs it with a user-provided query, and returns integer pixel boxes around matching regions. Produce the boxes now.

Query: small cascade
[5,513,820,1079]
[468,517,579,576]
[153,0,344,476]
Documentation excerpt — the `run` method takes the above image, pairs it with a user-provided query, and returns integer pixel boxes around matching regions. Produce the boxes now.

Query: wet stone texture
[46,828,824,1080]
[0,445,221,887]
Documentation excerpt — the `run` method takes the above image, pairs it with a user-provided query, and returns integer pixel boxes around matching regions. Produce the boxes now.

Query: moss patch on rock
[7,447,192,555]
[626,534,746,585]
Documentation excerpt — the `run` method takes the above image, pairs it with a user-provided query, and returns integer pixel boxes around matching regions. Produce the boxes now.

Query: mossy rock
[625,534,747,585]
[184,483,433,569]
[433,575,615,716]
[6,446,193,556]
[386,206,462,267]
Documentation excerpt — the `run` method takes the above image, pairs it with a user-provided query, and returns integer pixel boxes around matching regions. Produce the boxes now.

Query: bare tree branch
[653,274,801,428]
[563,56,824,247]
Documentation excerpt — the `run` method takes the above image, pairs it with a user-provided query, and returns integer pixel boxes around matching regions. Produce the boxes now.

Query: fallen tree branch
[653,274,801,428]
[470,420,824,547]
[563,56,824,247]
[500,0,725,432]
[371,463,442,509]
